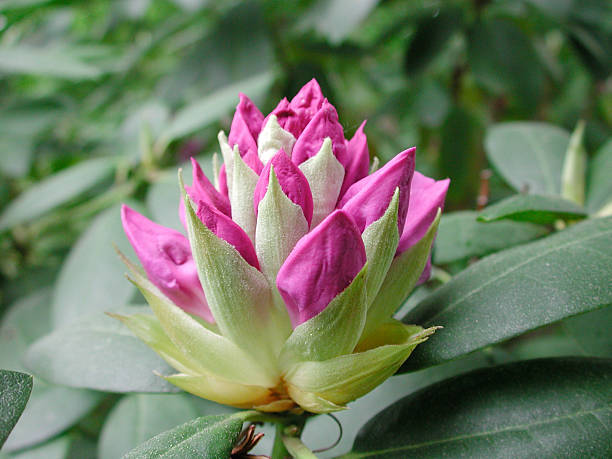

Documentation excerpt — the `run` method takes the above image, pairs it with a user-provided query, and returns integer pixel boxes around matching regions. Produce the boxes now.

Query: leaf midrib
[347,405,611,458]
[421,226,612,325]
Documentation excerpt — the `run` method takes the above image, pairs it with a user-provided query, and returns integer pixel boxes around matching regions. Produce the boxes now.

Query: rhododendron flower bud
[117,80,448,414]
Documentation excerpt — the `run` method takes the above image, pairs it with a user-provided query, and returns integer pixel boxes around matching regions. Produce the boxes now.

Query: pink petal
[121,205,213,322]
[339,120,370,200]
[289,78,325,130]
[397,172,449,285]
[242,149,264,175]
[277,210,366,327]
[263,98,303,139]
[228,93,264,157]
[339,147,416,234]
[196,200,260,270]
[218,163,229,199]
[291,101,348,168]
[253,149,314,226]
[179,158,231,228]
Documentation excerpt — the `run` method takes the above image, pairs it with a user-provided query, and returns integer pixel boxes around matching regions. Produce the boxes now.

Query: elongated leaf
[0,371,32,448]
[3,435,72,459]
[348,358,612,458]
[0,46,102,79]
[478,194,587,224]
[586,138,612,213]
[403,217,612,370]
[159,72,273,146]
[98,394,199,459]
[468,20,544,108]
[434,210,547,264]
[52,203,139,327]
[26,307,178,393]
[564,306,612,358]
[485,122,570,195]
[0,291,103,452]
[122,413,245,459]
[0,157,117,231]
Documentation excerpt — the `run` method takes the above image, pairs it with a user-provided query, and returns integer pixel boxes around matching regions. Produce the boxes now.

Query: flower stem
[281,434,319,459]
[271,423,291,459]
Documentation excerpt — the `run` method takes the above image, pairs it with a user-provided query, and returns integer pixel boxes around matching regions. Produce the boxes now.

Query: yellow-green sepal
[361,209,441,340]
[279,265,367,369]
[361,187,400,306]
[284,320,437,413]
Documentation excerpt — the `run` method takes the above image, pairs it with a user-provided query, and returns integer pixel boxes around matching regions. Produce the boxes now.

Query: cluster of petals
[120,79,449,413]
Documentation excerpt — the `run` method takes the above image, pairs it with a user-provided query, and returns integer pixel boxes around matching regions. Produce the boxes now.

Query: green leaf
[564,306,612,358]
[434,210,548,264]
[586,138,612,213]
[0,157,117,231]
[3,435,72,459]
[403,217,612,371]
[404,7,464,75]
[52,203,139,327]
[348,358,612,458]
[299,0,380,44]
[159,72,274,147]
[122,413,245,459]
[561,120,587,205]
[98,394,199,459]
[485,122,570,195]
[0,371,33,448]
[0,46,102,79]
[25,306,178,393]
[467,20,544,108]
[477,194,587,225]
[0,291,103,452]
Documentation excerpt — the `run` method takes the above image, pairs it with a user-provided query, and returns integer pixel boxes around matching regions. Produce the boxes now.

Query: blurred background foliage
[0,0,610,456]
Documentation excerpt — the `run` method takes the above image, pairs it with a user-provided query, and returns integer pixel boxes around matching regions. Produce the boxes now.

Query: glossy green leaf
[478,194,587,224]
[122,413,245,459]
[0,371,32,448]
[485,122,570,195]
[404,7,463,75]
[586,138,612,213]
[299,0,380,44]
[98,394,199,459]
[3,435,72,459]
[564,306,612,358]
[0,46,101,79]
[403,217,612,371]
[52,203,139,327]
[434,210,548,264]
[468,20,544,108]
[159,72,273,146]
[0,291,103,452]
[26,306,178,393]
[0,157,117,231]
[348,358,612,458]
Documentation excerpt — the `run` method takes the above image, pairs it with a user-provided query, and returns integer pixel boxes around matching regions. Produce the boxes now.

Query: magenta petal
[121,205,213,322]
[263,98,302,139]
[339,120,370,200]
[179,158,231,229]
[196,200,260,270]
[218,163,229,199]
[289,79,325,130]
[228,93,264,157]
[291,101,348,168]
[339,147,416,234]
[253,149,314,226]
[276,210,366,327]
[397,172,449,254]
[242,149,264,175]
